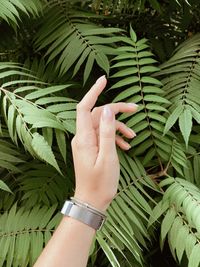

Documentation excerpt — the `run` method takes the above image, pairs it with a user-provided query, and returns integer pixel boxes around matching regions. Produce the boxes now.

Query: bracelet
[70,197,106,216]
[61,199,107,231]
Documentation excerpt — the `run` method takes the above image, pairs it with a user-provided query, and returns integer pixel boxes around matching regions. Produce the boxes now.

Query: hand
[71,75,138,212]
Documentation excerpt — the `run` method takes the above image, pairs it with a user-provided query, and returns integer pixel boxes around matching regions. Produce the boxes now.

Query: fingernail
[127,103,139,109]
[128,128,137,137]
[96,75,106,85]
[125,143,131,150]
[102,105,114,122]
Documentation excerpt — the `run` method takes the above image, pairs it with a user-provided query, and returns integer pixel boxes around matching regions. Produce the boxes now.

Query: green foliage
[91,0,191,14]
[34,1,123,84]
[0,1,200,267]
[0,62,76,170]
[151,177,200,267]
[0,0,42,26]
[0,204,61,267]
[156,34,200,147]
[110,27,187,175]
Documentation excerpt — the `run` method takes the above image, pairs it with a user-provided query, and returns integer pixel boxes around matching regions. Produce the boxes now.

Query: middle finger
[92,102,138,129]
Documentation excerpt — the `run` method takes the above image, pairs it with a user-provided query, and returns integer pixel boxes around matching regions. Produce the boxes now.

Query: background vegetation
[1,0,200,266]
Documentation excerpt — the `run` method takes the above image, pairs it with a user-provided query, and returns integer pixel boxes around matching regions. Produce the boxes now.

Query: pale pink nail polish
[96,75,106,85]
[129,128,136,137]
[102,105,113,122]
[126,143,131,150]
[127,103,139,109]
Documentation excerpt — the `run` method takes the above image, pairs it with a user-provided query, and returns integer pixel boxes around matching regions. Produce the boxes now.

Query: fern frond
[0,0,42,26]
[0,203,61,267]
[0,139,24,174]
[23,57,61,84]
[18,161,72,207]
[110,27,187,174]
[150,177,200,267]
[0,180,11,193]
[0,62,76,170]
[156,34,200,147]
[34,1,123,84]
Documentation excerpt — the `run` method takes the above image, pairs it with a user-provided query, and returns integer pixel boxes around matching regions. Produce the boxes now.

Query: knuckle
[71,136,77,148]
[92,107,97,112]
[92,107,98,115]
[101,127,114,139]
[73,136,89,149]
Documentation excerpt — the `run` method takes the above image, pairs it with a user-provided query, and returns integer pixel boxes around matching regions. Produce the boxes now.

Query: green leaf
[130,25,137,43]
[143,95,170,104]
[161,207,176,243]
[96,234,120,267]
[84,51,95,85]
[189,244,200,267]
[25,85,71,100]
[31,133,61,174]
[179,107,193,146]
[95,51,110,75]
[186,234,197,258]
[55,129,66,163]
[110,77,140,89]
[164,105,184,134]
[0,180,12,193]
[176,225,189,263]
[190,107,200,123]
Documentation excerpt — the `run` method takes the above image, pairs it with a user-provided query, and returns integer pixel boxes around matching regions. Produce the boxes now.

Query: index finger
[76,75,107,134]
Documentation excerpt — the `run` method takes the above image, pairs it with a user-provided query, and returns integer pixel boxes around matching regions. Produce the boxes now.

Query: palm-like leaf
[110,27,187,175]
[0,204,61,267]
[0,0,42,26]
[156,34,200,146]
[150,177,200,267]
[34,1,123,84]
[18,161,74,208]
[0,138,24,174]
[0,62,76,171]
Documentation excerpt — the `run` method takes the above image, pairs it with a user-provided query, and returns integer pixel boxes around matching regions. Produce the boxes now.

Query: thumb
[98,105,117,159]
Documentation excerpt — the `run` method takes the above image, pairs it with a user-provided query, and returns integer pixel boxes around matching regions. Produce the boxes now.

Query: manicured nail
[127,103,139,109]
[125,143,131,150]
[128,128,137,137]
[96,75,106,85]
[102,105,113,122]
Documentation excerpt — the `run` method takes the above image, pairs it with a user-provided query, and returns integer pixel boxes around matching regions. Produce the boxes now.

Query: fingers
[92,102,138,129]
[93,102,138,116]
[97,105,117,161]
[115,121,136,150]
[116,135,131,150]
[116,121,136,139]
[95,120,136,150]
[76,75,107,135]
[106,102,138,114]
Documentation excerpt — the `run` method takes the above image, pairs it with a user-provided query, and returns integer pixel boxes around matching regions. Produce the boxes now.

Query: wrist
[73,193,111,213]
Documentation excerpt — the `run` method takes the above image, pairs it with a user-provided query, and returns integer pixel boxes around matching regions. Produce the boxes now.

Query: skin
[33,75,138,267]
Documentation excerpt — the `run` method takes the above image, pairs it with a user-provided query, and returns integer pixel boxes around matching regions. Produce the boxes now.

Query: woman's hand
[72,75,138,212]
[34,75,138,267]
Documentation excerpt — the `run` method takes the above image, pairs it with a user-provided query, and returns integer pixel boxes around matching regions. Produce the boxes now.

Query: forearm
[34,216,96,267]
[33,76,136,267]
